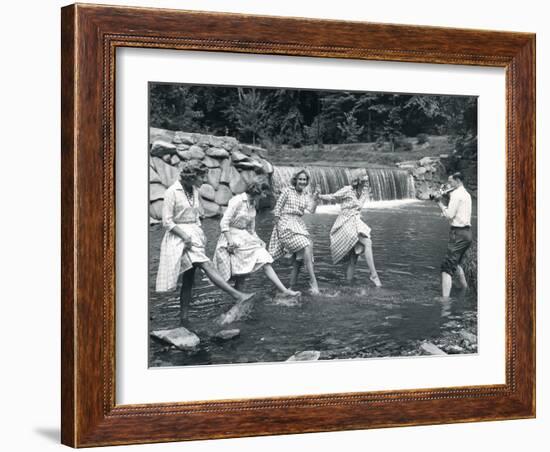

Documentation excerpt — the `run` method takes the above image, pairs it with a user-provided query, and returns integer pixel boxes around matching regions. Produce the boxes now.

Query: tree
[224,88,270,145]
[337,111,364,143]
[149,84,204,131]
[369,94,404,152]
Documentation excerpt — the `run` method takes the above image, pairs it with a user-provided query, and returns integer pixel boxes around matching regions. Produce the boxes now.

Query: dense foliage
[150,83,477,150]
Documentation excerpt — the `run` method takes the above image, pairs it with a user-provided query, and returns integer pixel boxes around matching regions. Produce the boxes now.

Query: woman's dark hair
[290,169,310,188]
[245,179,271,197]
[450,172,464,183]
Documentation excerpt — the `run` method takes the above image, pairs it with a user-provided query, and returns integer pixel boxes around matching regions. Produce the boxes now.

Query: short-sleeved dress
[268,187,314,261]
[155,181,210,292]
[213,193,273,281]
[318,185,371,264]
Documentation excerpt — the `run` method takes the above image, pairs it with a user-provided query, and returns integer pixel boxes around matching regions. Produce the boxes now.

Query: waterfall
[272,166,415,201]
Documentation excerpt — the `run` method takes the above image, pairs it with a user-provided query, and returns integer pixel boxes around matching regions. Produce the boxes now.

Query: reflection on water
[149,201,477,367]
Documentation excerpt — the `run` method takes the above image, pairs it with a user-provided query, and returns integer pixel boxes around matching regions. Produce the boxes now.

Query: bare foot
[309,284,320,295]
[283,289,301,297]
[370,274,382,287]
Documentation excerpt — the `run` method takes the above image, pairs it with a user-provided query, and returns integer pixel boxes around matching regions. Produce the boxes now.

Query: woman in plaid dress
[214,180,300,296]
[155,161,254,327]
[268,170,320,294]
[318,175,382,287]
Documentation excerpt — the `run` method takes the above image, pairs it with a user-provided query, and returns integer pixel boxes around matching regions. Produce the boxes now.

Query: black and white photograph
[148,83,478,367]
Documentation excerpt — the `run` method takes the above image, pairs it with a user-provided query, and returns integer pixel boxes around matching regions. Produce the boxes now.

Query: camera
[428,184,454,201]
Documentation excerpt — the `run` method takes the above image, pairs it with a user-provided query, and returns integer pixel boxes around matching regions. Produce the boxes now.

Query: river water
[149,200,477,367]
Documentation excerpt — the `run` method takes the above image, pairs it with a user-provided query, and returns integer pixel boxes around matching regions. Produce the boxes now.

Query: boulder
[260,159,273,174]
[205,147,230,159]
[150,157,180,187]
[175,145,190,158]
[149,167,162,184]
[240,170,257,185]
[170,154,181,166]
[286,351,321,362]
[150,140,177,157]
[413,167,427,176]
[149,127,175,144]
[178,145,205,160]
[235,160,263,171]
[220,136,239,151]
[419,156,436,166]
[200,198,221,217]
[213,329,241,341]
[202,156,221,168]
[149,200,164,220]
[420,341,447,355]
[150,327,200,351]
[460,330,477,344]
[219,158,232,184]
[229,167,247,194]
[199,183,216,201]
[206,168,222,189]
[150,183,166,201]
[215,185,233,206]
[231,150,249,162]
[162,154,172,163]
[173,132,195,145]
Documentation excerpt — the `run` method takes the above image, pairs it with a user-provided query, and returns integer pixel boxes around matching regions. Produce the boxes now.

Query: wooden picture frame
[61,3,535,447]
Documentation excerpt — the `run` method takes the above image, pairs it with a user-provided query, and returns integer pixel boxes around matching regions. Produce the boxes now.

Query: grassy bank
[267,135,454,167]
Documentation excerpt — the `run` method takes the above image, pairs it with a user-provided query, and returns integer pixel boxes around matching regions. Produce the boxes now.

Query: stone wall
[396,156,448,200]
[149,128,273,222]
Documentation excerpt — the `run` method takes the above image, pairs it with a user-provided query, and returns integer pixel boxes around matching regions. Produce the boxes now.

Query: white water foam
[315,199,421,214]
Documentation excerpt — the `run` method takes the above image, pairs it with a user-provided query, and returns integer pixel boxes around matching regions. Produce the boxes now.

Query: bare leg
[361,237,381,287]
[263,264,300,295]
[441,271,453,299]
[456,265,468,289]
[290,256,303,289]
[346,252,358,283]
[303,245,320,294]
[196,261,254,302]
[234,275,247,291]
[179,268,196,327]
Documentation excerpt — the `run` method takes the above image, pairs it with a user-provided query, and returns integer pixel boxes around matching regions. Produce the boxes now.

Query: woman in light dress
[155,161,254,327]
[268,169,320,294]
[214,180,300,297]
[318,174,382,286]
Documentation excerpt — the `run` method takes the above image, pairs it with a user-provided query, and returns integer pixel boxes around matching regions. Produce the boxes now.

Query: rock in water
[217,297,256,325]
[213,329,241,341]
[420,342,447,355]
[460,330,477,344]
[286,351,321,362]
[150,327,200,351]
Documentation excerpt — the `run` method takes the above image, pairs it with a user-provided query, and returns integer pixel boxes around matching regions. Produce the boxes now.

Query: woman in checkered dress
[214,180,300,297]
[318,174,382,287]
[155,161,254,327]
[268,169,320,294]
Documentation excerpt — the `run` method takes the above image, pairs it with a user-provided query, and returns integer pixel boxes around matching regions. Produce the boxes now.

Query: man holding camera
[435,172,473,299]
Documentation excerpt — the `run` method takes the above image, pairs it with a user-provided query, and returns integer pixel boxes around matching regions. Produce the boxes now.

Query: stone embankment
[149,128,273,222]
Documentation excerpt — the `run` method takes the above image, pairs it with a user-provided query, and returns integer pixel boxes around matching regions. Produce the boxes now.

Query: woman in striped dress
[318,174,382,287]
[155,161,254,327]
[268,169,320,294]
[214,180,300,297]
